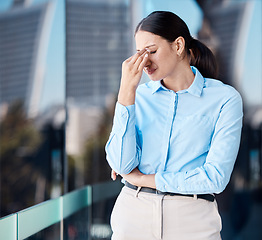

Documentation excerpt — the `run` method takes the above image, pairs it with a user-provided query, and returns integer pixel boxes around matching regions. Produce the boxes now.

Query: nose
[144,57,151,68]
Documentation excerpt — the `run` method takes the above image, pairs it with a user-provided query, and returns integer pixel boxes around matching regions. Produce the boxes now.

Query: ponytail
[189,38,218,79]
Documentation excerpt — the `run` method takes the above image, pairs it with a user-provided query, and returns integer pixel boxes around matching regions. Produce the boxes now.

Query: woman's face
[135,30,179,81]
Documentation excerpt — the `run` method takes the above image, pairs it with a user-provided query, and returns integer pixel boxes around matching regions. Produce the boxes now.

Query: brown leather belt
[125,181,215,202]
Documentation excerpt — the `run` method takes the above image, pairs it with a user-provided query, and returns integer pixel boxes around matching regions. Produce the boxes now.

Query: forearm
[106,48,149,172]
[105,101,141,174]
[118,85,136,106]
[106,136,139,174]
[118,48,149,106]
[121,168,156,189]
[155,155,239,194]
[141,174,156,189]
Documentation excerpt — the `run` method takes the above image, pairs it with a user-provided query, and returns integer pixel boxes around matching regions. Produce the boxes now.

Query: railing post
[60,196,63,240]
[0,213,18,240]
[87,185,92,240]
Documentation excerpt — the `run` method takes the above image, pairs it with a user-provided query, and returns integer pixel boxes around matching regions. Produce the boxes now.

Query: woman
[105,11,243,240]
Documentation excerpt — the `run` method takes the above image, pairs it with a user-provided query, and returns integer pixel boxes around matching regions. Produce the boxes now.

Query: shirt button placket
[161,91,177,171]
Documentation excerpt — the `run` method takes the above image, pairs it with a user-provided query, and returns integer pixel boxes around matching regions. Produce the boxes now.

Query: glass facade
[0,0,261,239]
[0,0,65,217]
[24,223,60,240]
[195,1,262,239]
[65,0,131,191]
[63,206,91,240]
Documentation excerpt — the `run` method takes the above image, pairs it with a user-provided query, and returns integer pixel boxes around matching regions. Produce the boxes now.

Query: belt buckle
[156,189,163,195]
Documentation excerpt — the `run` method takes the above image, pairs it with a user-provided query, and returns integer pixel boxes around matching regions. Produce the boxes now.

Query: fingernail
[145,53,148,57]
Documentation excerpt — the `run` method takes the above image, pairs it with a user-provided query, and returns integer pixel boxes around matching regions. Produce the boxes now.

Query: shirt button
[177,187,181,190]
[164,185,167,189]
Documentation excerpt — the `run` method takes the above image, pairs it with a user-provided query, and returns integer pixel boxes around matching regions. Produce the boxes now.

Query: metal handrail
[0,180,122,240]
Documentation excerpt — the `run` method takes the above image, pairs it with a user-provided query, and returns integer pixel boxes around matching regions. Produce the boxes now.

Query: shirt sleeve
[155,89,243,194]
[105,102,141,174]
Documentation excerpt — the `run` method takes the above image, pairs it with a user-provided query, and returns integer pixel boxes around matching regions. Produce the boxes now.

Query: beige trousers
[111,186,222,240]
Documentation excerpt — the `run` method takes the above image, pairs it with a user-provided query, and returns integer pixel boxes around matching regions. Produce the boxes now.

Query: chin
[148,75,162,81]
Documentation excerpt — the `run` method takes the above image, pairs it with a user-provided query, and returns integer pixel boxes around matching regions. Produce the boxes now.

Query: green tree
[0,100,42,216]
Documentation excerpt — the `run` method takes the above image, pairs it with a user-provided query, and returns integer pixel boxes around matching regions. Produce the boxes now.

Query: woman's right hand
[118,48,149,106]
[111,169,118,181]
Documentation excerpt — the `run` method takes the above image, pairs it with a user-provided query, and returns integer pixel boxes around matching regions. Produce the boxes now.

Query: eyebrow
[136,44,156,51]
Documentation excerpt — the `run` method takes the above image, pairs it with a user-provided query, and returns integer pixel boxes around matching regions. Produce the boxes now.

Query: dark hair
[135,11,218,79]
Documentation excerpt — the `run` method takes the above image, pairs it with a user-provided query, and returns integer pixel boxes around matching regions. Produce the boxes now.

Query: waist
[125,181,215,202]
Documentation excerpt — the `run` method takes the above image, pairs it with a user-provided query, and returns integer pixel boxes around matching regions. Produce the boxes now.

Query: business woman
[105,11,243,240]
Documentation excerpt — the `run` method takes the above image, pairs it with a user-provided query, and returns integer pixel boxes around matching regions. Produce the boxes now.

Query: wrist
[141,174,156,189]
[118,86,136,106]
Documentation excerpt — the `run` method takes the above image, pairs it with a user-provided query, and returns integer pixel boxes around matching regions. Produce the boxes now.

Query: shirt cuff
[155,171,186,194]
[112,102,136,136]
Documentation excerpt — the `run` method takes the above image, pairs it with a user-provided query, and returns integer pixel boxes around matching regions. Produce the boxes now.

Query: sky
[241,0,262,107]
[0,0,65,112]
[0,0,261,110]
[39,0,65,111]
[142,0,203,37]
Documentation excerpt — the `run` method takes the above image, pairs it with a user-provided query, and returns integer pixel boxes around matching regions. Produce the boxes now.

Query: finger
[123,51,143,65]
[125,55,133,62]
[111,170,117,181]
[133,53,147,72]
[111,170,115,180]
[129,48,148,64]
[124,49,148,67]
[138,52,149,71]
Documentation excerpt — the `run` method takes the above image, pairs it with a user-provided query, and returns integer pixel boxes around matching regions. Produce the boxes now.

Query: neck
[162,63,195,92]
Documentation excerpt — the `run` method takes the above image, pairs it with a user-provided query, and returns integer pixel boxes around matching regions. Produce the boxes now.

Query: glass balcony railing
[0,180,122,240]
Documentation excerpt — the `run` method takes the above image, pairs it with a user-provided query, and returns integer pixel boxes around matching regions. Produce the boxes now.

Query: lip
[145,68,156,75]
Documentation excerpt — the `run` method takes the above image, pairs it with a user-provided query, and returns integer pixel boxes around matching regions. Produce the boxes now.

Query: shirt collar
[151,80,166,94]
[186,66,204,97]
[151,66,204,97]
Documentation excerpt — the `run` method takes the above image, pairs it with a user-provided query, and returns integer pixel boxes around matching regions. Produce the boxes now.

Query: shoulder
[135,81,157,109]
[204,78,242,101]
[136,81,154,95]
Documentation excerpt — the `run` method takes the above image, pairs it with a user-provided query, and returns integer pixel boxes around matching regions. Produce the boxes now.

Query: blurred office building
[64,1,132,237]
[66,0,130,107]
[196,0,262,239]
[0,0,54,118]
[196,0,254,88]
[0,0,66,217]
[65,0,131,188]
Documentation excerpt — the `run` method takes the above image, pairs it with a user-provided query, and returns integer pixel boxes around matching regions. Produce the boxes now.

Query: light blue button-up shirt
[105,66,243,194]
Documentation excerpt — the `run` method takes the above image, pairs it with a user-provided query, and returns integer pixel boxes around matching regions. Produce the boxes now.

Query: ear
[172,36,185,56]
